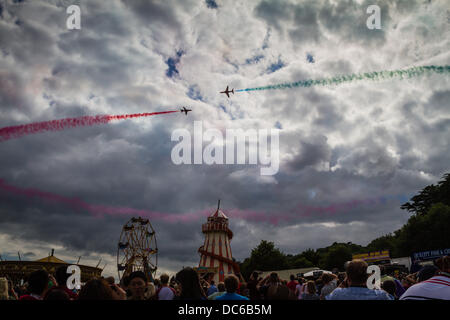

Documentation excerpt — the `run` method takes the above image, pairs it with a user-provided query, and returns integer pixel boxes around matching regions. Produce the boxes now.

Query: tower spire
[217,199,221,210]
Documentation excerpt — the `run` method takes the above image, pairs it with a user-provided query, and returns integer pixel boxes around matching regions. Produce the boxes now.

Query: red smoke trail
[0,178,210,223]
[0,179,410,225]
[0,111,178,142]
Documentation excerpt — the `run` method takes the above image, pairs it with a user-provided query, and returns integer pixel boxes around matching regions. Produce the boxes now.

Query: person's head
[381,280,396,297]
[435,256,450,273]
[128,271,147,299]
[379,265,386,276]
[417,265,438,282]
[320,273,333,285]
[121,275,130,289]
[217,282,225,292]
[290,274,295,281]
[105,276,115,286]
[45,289,70,300]
[78,279,113,300]
[306,281,316,295]
[251,272,259,280]
[160,274,170,286]
[55,265,70,287]
[175,267,203,299]
[224,274,239,293]
[269,272,279,284]
[210,280,215,286]
[27,270,49,296]
[345,260,368,286]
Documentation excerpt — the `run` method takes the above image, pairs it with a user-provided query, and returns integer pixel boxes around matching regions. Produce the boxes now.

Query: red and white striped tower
[198,200,240,283]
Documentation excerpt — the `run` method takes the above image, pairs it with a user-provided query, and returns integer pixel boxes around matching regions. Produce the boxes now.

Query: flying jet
[180,106,192,115]
[220,86,234,98]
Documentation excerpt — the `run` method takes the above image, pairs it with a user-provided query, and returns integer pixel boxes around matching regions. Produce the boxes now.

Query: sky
[0,0,449,279]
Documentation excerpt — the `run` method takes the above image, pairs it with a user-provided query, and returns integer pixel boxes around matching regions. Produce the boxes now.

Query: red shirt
[287,280,298,292]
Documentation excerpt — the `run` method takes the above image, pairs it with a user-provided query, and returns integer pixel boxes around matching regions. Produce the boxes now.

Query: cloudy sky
[0,0,449,278]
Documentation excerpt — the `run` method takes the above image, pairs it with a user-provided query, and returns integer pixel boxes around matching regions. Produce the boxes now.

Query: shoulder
[372,289,394,300]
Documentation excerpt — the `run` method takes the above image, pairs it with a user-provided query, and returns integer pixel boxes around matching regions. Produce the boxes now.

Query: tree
[320,244,353,271]
[290,256,314,269]
[401,173,450,216]
[366,234,397,256]
[396,203,450,256]
[239,240,288,279]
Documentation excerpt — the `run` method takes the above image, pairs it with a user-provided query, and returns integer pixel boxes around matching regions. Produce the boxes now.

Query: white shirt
[400,275,450,300]
[158,286,175,300]
[295,284,304,300]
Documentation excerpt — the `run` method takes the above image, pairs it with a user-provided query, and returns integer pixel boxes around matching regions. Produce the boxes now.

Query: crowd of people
[1,256,449,300]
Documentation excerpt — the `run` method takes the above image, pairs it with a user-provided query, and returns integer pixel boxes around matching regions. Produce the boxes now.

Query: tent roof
[35,255,67,264]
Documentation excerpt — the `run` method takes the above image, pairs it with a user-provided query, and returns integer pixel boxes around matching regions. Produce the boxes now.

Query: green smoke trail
[236,65,450,92]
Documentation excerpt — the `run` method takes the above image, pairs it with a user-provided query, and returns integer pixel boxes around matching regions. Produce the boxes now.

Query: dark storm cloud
[0,0,448,276]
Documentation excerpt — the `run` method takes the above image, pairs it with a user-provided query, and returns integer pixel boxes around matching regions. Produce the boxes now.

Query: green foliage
[366,234,397,255]
[239,240,288,279]
[321,244,355,271]
[396,203,450,256]
[401,173,450,216]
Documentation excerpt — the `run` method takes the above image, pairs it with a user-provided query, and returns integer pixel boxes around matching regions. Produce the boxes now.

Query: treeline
[239,173,450,279]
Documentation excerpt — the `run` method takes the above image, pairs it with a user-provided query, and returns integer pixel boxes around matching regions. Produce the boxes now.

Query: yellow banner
[352,250,390,262]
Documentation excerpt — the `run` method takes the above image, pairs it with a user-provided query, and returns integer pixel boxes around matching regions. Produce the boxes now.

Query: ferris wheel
[117,217,158,282]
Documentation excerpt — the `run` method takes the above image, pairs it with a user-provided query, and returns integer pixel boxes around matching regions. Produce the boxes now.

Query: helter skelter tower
[198,200,240,283]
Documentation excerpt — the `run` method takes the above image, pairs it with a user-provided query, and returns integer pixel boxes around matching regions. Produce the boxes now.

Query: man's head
[105,276,115,286]
[217,282,225,292]
[128,271,147,298]
[210,280,215,286]
[290,274,295,281]
[435,256,450,273]
[381,280,396,297]
[345,260,368,286]
[224,275,239,293]
[160,274,170,285]
[78,279,113,300]
[269,272,279,283]
[27,270,49,296]
[55,266,70,287]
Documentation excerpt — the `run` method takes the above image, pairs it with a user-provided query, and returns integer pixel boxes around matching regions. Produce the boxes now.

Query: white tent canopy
[303,269,332,277]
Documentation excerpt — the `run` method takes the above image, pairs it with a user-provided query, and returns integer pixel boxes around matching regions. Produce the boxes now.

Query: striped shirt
[399,275,450,300]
